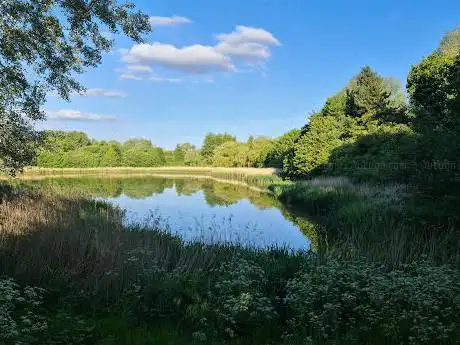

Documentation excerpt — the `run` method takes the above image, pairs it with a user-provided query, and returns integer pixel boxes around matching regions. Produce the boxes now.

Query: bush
[0,278,47,345]
[284,260,460,344]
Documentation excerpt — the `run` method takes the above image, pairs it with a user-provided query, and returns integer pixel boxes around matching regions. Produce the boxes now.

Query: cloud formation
[75,88,127,98]
[119,25,280,76]
[119,73,144,81]
[216,25,281,46]
[149,16,192,27]
[150,76,184,83]
[126,65,153,73]
[46,110,117,121]
[121,43,235,73]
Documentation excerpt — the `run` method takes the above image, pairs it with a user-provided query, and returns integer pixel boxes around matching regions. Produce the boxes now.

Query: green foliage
[284,65,410,179]
[265,129,301,168]
[173,143,199,166]
[407,52,457,132]
[246,136,273,168]
[404,31,460,193]
[210,137,273,168]
[345,66,394,123]
[36,133,167,168]
[284,259,460,344]
[437,27,460,57]
[201,133,236,163]
[326,124,417,182]
[0,0,150,174]
[288,113,347,176]
[212,141,249,167]
[0,278,47,344]
[122,140,166,168]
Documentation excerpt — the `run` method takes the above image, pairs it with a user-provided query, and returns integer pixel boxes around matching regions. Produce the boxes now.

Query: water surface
[26,175,313,250]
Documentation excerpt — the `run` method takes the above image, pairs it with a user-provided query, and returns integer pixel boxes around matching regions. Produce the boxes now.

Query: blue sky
[42,0,460,149]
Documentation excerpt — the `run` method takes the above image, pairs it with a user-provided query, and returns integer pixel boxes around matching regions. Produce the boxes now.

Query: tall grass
[269,177,459,265]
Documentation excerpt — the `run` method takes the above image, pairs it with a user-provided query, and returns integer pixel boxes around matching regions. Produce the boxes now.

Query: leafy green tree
[122,139,165,167]
[201,133,236,163]
[407,53,458,132]
[173,143,196,165]
[212,141,249,167]
[286,67,407,177]
[99,143,122,167]
[246,136,273,168]
[345,66,393,123]
[41,131,92,152]
[184,150,204,166]
[406,30,460,190]
[289,113,347,176]
[265,129,301,168]
[437,27,460,57]
[0,0,150,174]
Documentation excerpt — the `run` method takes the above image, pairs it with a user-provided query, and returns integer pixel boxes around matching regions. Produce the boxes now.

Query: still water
[27,175,312,250]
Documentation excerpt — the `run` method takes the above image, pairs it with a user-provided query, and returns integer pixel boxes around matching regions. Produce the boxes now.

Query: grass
[0,185,459,345]
[268,176,459,265]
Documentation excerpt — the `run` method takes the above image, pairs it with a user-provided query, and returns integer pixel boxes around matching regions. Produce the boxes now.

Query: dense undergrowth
[1,187,459,345]
[267,177,459,266]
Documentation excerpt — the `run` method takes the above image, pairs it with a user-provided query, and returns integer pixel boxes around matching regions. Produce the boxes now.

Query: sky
[42,0,460,149]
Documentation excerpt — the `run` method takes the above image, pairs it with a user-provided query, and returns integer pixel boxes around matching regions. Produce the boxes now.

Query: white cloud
[118,25,280,77]
[119,73,144,81]
[74,88,127,98]
[150,76,184,83]
[121,43,235,73]
[216,25,281,46]
[149,16,192,27]
[126,65,153,73]
[214,42,271,61]
[214,26,280,63]
[46,110,117,121]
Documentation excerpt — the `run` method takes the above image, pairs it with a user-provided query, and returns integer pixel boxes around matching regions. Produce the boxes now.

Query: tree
[174,143,196,165]
[437,27,460,57]
[406,29,460,189]
[407,52,457,132]
[285,67,407,178]
[289,113,346,176]
[265,129,301,168]
[0,0,150,174]
[121,139,165,167]
[212,141,249,167]
[184,151,204,166]
[99,143,122,167]
[246,136,272,168]
[345,66,393,123]
[201,133,236,163]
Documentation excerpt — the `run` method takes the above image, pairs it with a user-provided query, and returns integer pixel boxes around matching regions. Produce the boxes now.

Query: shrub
[284,260,460,344]
[0,278,47,345]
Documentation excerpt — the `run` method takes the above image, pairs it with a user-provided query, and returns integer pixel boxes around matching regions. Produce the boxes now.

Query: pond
[24,175,314,251]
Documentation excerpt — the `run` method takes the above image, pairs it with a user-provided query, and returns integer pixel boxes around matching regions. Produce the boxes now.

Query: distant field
[11,166,279,178]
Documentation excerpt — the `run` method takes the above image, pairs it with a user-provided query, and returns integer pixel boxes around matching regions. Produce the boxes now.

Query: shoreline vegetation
[1,183,459,345]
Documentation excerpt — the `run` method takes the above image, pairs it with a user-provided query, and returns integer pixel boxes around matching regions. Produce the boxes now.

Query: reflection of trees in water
[26,177,123,198]
[202,182,278,209]
[27,176,318,249]
[174,178,205,196]
[121,178,174,199]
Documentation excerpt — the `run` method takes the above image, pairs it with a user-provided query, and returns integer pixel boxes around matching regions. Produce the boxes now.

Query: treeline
[37,28,460,191]
[35,130,295,169]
